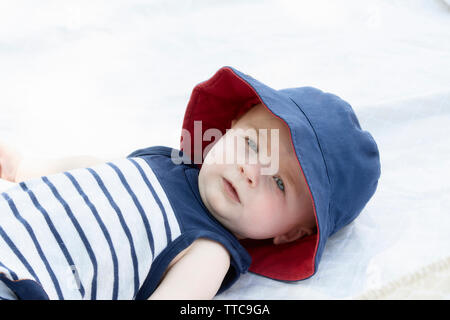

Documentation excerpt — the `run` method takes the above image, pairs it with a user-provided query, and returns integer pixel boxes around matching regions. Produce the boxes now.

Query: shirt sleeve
[127,146,174,158]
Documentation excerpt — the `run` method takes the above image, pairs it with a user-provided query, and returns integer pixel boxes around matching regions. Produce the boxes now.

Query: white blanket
[1,0,449,299]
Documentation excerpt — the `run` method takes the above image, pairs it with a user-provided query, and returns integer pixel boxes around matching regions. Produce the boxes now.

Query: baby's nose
[239,163,260,187]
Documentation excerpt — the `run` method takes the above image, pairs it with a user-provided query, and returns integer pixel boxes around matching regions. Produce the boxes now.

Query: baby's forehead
[238,102,303,183]
[242,104,292,134]
[272,127,304,192]
[259,129,302,190]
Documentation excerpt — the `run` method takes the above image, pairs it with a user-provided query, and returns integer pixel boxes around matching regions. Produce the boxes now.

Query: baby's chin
[198,168,247,240]
[198,175,227,219]
[211,212,247,240]
[201,191,245,238]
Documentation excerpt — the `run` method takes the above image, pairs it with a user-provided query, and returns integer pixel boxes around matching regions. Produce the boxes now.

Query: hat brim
[181,66,331,281]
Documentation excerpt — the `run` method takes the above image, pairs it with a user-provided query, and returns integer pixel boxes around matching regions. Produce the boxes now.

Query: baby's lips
[223,177,241,204]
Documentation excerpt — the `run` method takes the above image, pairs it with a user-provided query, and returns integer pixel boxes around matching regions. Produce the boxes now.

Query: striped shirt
[0,146,251,300]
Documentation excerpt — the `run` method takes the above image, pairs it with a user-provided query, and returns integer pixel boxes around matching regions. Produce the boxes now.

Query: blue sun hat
[180,66,381,281]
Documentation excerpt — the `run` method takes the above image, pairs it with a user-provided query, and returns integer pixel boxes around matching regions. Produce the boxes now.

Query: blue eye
[273,176,285,192]
[246,137,258,152]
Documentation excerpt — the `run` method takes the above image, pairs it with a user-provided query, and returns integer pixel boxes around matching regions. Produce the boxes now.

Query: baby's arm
[15,155,106,182]
[0,141,106,183]
[149,238,231,300]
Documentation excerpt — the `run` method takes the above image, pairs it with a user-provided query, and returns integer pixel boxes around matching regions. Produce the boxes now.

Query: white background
[1,0,449,299]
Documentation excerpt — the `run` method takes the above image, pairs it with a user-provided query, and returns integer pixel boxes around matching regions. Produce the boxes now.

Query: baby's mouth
[222,177,241,204]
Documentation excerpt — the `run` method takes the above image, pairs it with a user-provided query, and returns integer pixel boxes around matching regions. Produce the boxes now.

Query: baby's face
[198,103,316,244]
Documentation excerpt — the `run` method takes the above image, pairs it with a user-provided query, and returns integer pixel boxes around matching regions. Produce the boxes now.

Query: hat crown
[280,87,381,235]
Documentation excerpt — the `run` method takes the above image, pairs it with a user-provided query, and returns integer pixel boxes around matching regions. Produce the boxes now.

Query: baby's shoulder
[189,238,231,258]
[163,238,231,280]
[151,238,232,299]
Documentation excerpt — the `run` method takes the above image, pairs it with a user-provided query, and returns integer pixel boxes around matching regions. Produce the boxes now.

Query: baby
[0,66,380,300]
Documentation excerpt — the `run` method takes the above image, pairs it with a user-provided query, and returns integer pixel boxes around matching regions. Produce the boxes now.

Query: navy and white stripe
[0,157,181,299]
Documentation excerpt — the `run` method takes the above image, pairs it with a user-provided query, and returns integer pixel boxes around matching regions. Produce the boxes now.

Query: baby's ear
[273,226,314,245]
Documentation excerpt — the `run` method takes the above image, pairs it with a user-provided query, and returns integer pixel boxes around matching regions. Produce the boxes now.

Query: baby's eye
[245,137,258,153]
[273,176,285,192]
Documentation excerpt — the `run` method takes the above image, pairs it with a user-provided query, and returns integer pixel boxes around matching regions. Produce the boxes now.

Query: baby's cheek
[205,136,227,164]
[246,197,281,235]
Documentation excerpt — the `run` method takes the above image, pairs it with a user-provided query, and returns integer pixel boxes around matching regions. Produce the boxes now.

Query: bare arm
[0,141,106,183]
[149,238,231,300]
[15,155,106,182]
